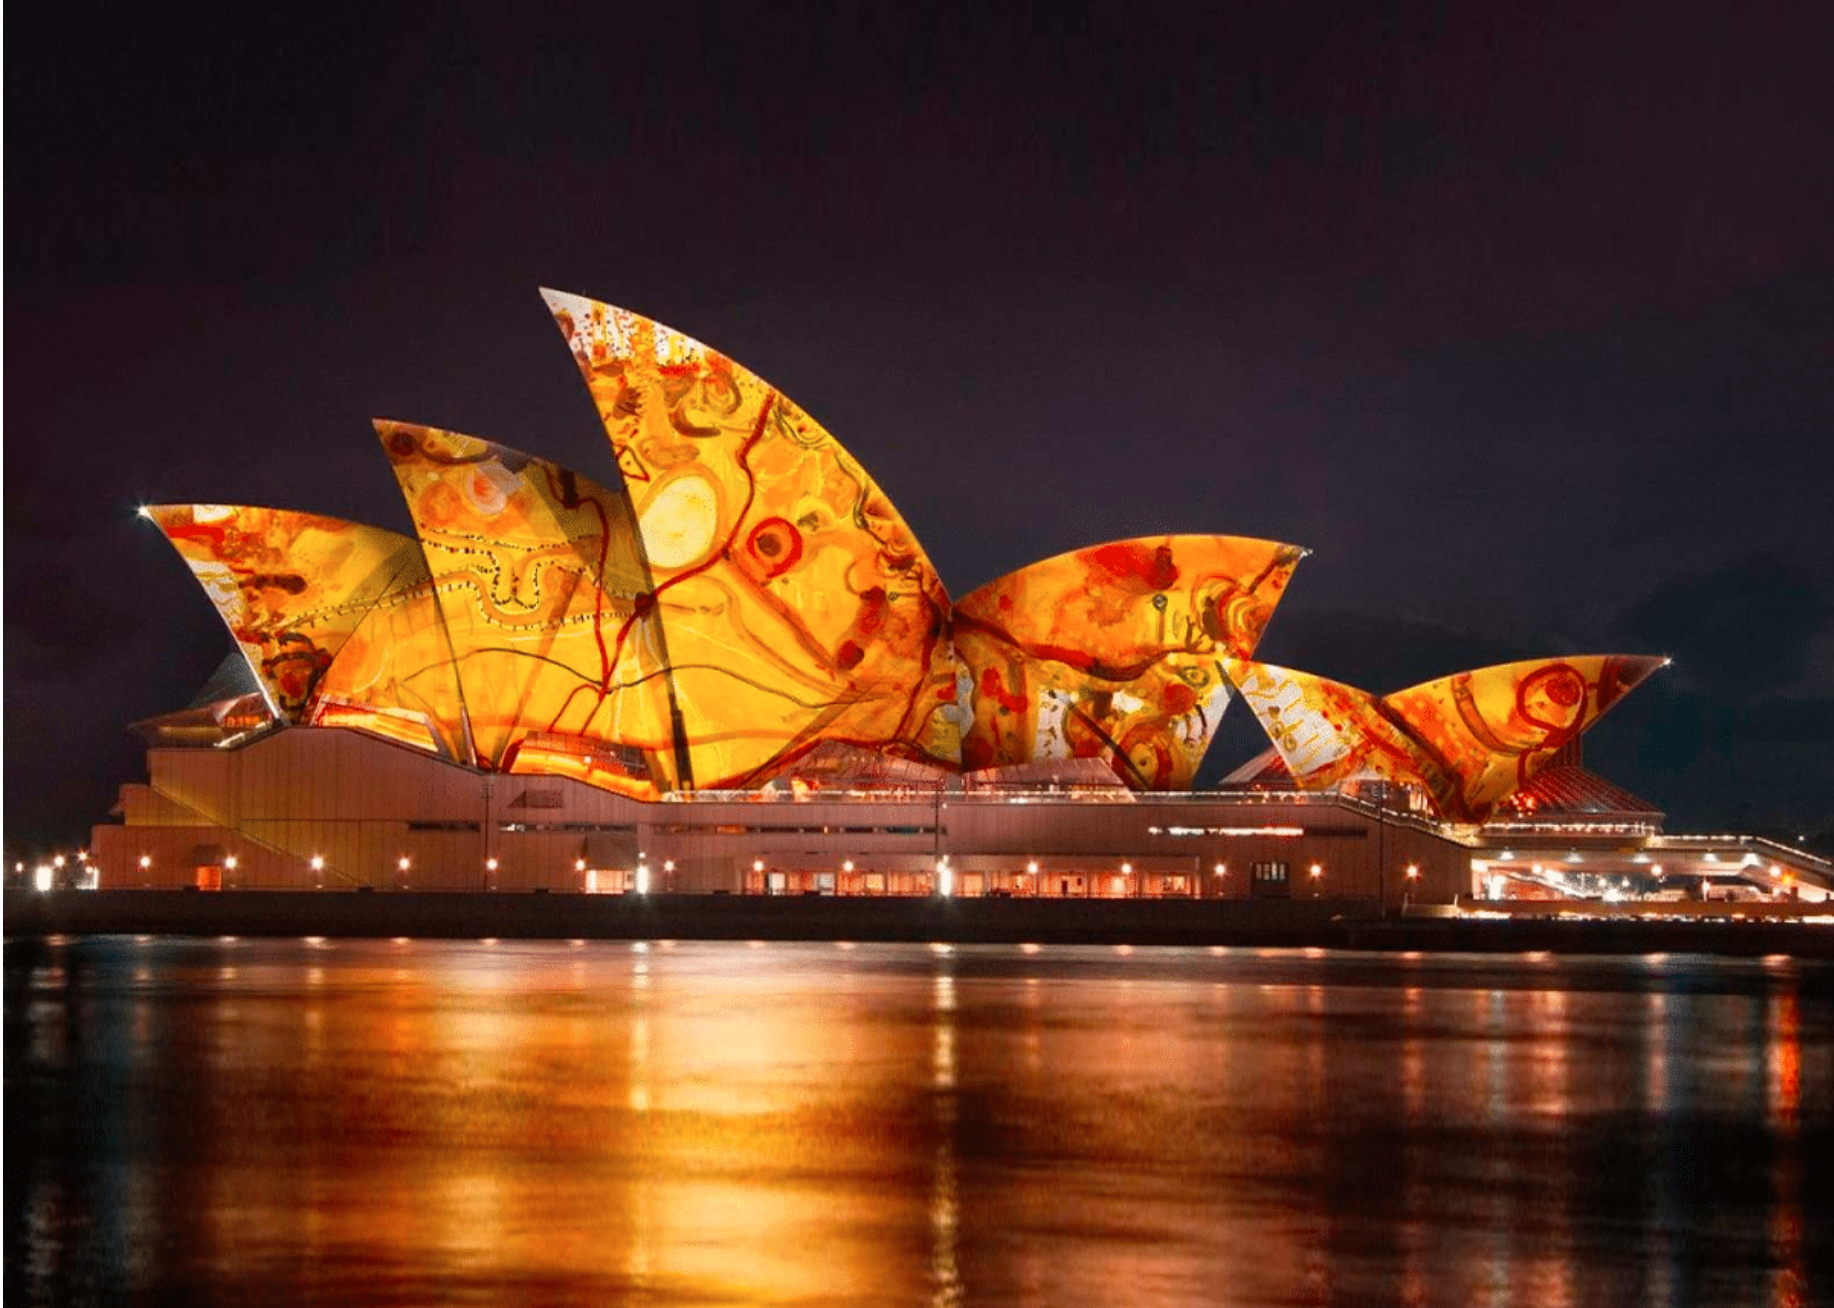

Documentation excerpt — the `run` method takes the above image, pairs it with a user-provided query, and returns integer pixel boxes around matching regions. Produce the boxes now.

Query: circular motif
[745,516,804,577]
[640,473,721,569]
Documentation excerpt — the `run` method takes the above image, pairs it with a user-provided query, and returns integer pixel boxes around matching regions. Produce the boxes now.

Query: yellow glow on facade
[544,290,959,790]
[954,535,1303,790]
[1228,655,1667,822]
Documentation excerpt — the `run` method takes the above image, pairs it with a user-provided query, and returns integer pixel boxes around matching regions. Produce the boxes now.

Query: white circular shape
[640,473,721,569]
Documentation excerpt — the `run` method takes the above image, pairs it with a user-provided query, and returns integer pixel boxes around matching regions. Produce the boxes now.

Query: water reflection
[5,939,1831,1307]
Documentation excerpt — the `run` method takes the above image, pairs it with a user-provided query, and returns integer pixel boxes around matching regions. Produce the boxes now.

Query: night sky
[7,3,1831,853]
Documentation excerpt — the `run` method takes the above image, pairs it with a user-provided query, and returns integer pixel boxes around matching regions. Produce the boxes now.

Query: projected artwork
[139,290,1670,810]
[1225,655,1668,822]
[378,421,669,791]
[145,505,431,718]
[953,536,1305,790]
[543,290,959,788]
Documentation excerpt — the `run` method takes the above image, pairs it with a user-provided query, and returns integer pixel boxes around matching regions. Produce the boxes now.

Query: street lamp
[1309,863,1323,897]
[1403,863,1419,910]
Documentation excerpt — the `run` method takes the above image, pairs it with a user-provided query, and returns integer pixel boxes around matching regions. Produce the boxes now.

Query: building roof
[138,288,1665,819]
[1495,765,1665,821]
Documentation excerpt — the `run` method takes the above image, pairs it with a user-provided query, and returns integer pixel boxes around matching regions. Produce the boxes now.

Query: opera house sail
[953,536,1304,790]
[1224,655,1669,823]
[543,289,961,791]
[89,286,1750,901]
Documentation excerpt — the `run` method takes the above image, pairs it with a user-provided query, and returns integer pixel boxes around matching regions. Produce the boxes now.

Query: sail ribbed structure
[137,288,1665,817]
[377,421,667,794]
[1224,655,1669,823]
[144,504,464,754]
[541,290,959,789]
[144,505,427,718]
[953,536,1304,790]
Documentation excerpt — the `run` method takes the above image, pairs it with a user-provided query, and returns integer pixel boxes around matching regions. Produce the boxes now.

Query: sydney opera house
[88,291,1830,906]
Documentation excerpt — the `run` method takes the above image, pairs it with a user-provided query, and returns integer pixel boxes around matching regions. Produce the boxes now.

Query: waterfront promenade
[7,889,1832,958]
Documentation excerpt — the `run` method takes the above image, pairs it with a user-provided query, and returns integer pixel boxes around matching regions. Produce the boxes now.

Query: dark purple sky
[8,3,1832,851]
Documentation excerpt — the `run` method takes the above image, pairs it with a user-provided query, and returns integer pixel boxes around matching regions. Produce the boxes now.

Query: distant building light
[1213,863,1226,876]
[34,865,53,893]
[139,855,151,870]
[1026,860,1039,874]
[1309,864,1322,878]
[843,859,855,873]
[53,855,66,869]
[575,858,586,872]
[663,859,675,872]
[310,855,324,871]
[1405,864,1420,881]
[753,859,765,873]
[224,856,237,871]
[1121,862,1133,875]
[486,857,499,871]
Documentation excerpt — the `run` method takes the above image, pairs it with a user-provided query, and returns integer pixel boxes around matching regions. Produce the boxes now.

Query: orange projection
[542,290,958,789]
[305,578,469,760]
[953,536,1305,790]
[377,421,670,793]
[145,505,431,719]
[139,291,1672,808]
[1224,655,1668,822]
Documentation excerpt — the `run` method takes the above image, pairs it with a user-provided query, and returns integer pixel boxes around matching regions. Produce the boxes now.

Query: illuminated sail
[953,535,1305,790]
[144,505,428,719]
[377,420,669,790]
[542,290,958,788]
[1226,655,1669,822]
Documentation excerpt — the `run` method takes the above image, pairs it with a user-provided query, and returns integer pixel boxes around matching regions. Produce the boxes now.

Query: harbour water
[6,938,1829,1306]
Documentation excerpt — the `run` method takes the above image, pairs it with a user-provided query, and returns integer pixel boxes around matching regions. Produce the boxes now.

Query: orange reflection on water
[11,939,1830,1308]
